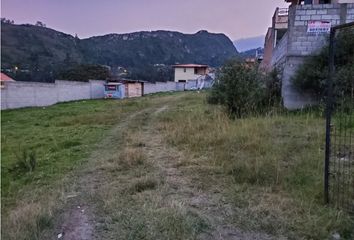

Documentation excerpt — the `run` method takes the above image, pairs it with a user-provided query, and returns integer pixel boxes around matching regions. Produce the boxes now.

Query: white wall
[1,79,214,110]
[144,81,183,94]
[1,80,106,110]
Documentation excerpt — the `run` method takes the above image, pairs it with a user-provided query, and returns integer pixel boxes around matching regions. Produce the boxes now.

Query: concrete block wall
[56,80,91,102]
[1,79,213,110]
[143,81,180,95]
[1,82,57,109]
[271,31,288,67]
[90,80,106,99]
[289,3,354,56]
[281,56,319,109]
[185,80,198,90]
[272,3,354,109]
[176,83,185,91]
[1,80,106,110]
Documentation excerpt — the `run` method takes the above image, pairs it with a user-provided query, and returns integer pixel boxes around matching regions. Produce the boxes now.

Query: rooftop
[172,64,208,68]
[109,78,147,83]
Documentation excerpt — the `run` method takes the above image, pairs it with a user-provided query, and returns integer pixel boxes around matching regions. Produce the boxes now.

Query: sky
[1,0,290,41]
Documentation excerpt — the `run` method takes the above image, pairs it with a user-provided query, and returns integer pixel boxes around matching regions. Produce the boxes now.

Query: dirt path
[138,106,273,240]
[44,106,154,240]
[47,95,273,240]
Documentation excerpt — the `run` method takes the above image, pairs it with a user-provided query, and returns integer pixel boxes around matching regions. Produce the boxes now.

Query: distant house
[172,64,209,83]
[0,73,15,88]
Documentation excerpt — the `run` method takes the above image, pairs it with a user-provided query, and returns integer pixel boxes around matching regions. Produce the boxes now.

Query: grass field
[1,92,353,240]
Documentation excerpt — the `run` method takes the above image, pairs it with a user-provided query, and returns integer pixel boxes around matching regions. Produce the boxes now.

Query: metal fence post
[324,22,354,206]
[324,28,335,204]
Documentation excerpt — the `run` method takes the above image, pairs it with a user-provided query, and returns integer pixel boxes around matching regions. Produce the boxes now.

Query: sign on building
[307,21,331,34]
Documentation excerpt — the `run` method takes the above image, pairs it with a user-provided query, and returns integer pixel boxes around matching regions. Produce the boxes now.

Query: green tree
[208,60,265,118]
[59,64,110,81]
[208,60,281,118]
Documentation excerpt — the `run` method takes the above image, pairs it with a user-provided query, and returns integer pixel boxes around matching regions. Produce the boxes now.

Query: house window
[194,68,198,74]
[183,68,186,72]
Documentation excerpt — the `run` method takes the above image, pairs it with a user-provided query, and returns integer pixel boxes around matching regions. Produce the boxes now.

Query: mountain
[1,23,84,76]
[1,23,238,82]
[80,30,238,67]
[233,35,264,52]
[240,47,264,59]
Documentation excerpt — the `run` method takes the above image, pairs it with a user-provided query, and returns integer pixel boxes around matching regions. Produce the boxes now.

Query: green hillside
[1,23,238,82]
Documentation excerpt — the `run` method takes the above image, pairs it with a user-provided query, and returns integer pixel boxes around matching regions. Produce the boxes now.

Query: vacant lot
[1,92,353,240]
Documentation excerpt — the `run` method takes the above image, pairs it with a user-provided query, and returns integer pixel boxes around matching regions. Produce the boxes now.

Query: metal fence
[324,22,354,213]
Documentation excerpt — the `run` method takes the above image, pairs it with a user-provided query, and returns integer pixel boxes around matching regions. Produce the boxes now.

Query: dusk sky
[1,0,289,41]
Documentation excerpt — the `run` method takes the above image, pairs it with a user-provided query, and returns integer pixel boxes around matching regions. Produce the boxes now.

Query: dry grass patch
[155,92,354,239]
[129,177,159,194]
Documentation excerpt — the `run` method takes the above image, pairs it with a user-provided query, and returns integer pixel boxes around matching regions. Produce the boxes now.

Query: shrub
[264,67,282,107]
[130,178,157,194]
[292,28,354,99]
[11,148,37,174]
[207,60,281,118]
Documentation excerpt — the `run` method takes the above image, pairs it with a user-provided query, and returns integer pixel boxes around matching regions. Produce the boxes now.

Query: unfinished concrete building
[262,0,354,109]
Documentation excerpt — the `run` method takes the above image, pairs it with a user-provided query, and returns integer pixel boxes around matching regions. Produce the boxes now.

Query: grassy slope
[1,92,353,239]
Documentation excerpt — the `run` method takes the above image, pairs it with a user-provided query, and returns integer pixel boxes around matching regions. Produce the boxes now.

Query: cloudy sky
[1,0,289,40]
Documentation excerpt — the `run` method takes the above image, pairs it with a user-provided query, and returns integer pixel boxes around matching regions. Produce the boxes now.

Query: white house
[172,64,209,83]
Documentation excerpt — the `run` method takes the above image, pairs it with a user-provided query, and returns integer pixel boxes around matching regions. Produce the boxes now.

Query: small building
[172,64,209,83]
[108,79,145,98]
[123,79,144,98]
[104,82,125,99]
[0,72,15,88]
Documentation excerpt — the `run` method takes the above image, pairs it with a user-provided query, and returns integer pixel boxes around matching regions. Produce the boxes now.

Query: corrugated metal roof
[0,73,15,81]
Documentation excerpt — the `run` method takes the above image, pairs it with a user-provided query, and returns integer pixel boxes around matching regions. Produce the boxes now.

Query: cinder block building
[262,0,354,109]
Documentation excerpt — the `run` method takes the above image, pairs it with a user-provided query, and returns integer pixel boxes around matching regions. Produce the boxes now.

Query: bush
[264,67,282,107]
[292,28,354,99]
[207,60,281,118]
[11,148,37,174]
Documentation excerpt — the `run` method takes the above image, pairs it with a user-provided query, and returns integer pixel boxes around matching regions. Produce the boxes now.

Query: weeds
[2,92,353,239]
[156,93,354,239]
[11,148,37,174]
[130,178,158,193]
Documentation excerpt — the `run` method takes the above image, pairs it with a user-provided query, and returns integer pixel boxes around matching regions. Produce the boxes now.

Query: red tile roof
[0,73,15,81]
[172,64,208,68]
